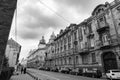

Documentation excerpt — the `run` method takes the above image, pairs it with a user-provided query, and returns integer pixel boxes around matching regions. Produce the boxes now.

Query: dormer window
[117,6,120,12]
[99,17,104,22]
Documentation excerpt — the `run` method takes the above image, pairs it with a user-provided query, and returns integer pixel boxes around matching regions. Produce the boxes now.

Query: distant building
[45,32,56,68]
[5,38,21,67]
[27,36,46,68]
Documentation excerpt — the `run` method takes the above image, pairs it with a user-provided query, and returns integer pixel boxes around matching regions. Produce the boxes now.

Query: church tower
[38,36,46,48]
[49,32,56,43]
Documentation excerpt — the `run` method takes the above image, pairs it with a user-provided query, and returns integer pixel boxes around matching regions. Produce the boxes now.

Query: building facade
[27,36,46,68]
[5,38,21,67]
[46,0,120,73]
[45,33,56,68]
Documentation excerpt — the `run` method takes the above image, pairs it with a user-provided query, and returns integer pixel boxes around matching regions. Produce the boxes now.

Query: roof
[7,38,21,48]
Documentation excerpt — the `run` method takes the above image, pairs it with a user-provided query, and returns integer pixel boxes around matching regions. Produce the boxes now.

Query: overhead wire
[38,0,71,24]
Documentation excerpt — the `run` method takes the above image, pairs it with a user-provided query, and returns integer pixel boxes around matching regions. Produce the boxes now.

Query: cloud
[10,0,114,60]
[16,0,71,40]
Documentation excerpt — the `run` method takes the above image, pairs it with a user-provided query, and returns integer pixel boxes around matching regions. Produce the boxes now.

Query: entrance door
[103,52,117,72]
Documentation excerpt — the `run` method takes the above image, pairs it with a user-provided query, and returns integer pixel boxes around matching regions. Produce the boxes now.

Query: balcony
[95,40,112,50]
[89,46,94,51]
[97,23,109,34]
[87,32,94,38]
[79,47,89,55]
[110,35,119,46]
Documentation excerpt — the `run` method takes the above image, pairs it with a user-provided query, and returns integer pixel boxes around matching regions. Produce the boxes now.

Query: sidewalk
[10,71,33,80]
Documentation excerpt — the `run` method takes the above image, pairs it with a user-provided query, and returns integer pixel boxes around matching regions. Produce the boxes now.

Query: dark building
[0,0,17,73]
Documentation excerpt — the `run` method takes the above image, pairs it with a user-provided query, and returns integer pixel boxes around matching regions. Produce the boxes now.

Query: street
[27,68,107,80]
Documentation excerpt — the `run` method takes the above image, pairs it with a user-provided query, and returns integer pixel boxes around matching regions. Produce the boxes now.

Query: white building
[5,38,21,67]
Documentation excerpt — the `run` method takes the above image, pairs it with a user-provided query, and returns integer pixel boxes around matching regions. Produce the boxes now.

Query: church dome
[39,36,46,44]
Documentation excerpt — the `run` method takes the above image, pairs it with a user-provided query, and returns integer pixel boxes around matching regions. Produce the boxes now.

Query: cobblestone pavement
[10,71,33,80]
[27,68,107,80]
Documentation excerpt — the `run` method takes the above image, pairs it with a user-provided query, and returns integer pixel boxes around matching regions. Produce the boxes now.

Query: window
[64,45,66,50]
[82,55,88,64]
[90,39,94,47]
[92,53,96,63]
[117,6,120,12]
[98,16,106,28]
[83,28,86,34]
[88,23,92,33]
[69,57,72,64]
[68,43,71,49]
[78,27,83,40]
[99,17,104,22]
[85,42,88,48]
[68,36,71,42]
[61,59,63,65]
[76,56,79,64]
[64,58,66,64]
[74,32,77,40]
[102,34,109,43]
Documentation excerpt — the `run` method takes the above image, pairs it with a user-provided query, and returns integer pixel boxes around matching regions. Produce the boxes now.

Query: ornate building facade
[45,33,56,68]
[27,36,46,68]
[46,0,120,73]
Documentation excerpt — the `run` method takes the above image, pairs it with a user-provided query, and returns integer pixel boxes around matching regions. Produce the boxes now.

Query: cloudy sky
[9,0,113,61]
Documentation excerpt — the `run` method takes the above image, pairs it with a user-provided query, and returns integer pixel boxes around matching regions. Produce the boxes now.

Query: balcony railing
[97,23,109,33]
[95,40,111,49]
[87,32,94,38]
[79,46,89,55]
[95,35,119,50]
[110,34,119,45]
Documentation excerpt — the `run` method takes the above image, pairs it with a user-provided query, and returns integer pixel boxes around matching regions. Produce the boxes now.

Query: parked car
[38,66,45,70]
[70,68,83,75]
[106,69,120,80]
[45,67,50,71]
[82,69,102,78]
[51,67,58,72]
[59,67,71,74]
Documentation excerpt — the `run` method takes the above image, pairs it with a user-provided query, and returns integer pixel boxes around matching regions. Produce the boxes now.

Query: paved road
[27,68,107,80]
[10,71,33,80]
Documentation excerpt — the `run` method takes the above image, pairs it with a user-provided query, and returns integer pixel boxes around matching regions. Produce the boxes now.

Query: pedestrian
[23,67,26,74]
[21,67,23,74]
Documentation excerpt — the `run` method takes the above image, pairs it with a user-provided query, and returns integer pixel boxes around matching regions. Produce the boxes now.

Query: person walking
[21,67,24,74]
[23,67,26,74]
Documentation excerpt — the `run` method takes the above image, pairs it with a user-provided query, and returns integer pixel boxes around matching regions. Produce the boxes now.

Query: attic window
[99,17,104,22]
[117,6,120,11]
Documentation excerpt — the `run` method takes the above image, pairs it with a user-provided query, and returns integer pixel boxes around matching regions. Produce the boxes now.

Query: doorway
[102,52,118,72]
